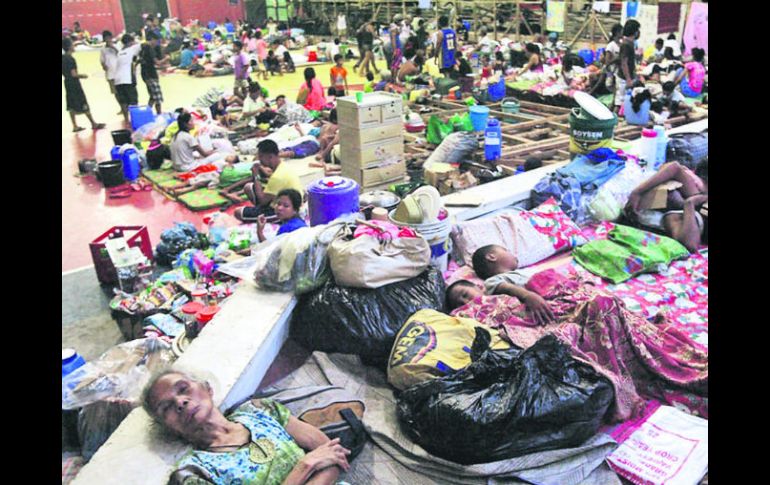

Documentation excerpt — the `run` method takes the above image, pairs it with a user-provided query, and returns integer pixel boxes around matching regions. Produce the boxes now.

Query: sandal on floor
[73,126,85,133]
[92,123,106,130]
[108,186,132,199]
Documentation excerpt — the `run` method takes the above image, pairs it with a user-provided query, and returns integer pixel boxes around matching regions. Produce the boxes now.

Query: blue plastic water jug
[110,145,122,161]
[122,148,141,181]
[484,118,502,161]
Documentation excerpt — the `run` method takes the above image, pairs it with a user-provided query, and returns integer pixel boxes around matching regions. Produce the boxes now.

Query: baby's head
[446,280,483,311]
[472,244,518,280]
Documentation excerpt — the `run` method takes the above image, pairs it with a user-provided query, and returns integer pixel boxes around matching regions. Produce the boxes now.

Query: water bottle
[484,118,502,161]
[639,129,658,172]
[653,125,667,170]
[62,349,86,377]
[122,148,141,181]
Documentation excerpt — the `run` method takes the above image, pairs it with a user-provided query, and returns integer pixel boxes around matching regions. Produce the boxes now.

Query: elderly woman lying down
[142,370,351,485]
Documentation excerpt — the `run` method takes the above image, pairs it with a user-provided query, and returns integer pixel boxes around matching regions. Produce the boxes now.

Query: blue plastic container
[596,47,606,62]
[62,349,86,378]
[484,118,502,161]
[488,77,506,102]
[225,22,235,33]
[207,21,217,30]
[203,31,213,42]
[578,49,595,65]
[469,105,490,131]
[122,148,141,181]
[129,105,156,131]
[110,145,122,162]
[307,176,360,227]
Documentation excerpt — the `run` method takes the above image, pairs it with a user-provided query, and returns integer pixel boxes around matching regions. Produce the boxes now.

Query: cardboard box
[639,181,682,210]
[425,162,459,188]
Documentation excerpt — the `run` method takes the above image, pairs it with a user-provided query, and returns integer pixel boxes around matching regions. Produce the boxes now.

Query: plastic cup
[356,92,364,103]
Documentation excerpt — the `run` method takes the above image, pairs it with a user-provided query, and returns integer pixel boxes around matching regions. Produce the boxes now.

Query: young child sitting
[265,49,281,75]
[657,81,692,116]
[480,54,493,79]
[250,58,268,81]
[256,188,307,242]
[363,72,375,93]
[461,244,555,324]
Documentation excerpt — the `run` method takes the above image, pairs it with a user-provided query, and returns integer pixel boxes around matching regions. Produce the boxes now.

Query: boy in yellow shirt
[234,139,304,222]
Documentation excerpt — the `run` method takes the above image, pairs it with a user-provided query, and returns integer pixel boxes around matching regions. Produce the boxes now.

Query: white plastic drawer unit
[340,139,405,168]
[339,121,404,148]
[337,92,403,129]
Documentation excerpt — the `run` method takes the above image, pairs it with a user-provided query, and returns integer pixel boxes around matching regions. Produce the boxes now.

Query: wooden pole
[493,0,498,40]
[402,0,406,18]
[590,12,596,49]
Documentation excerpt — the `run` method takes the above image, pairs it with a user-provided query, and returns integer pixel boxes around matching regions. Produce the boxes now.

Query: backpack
[252,385,367,460]
[666,132,708,170]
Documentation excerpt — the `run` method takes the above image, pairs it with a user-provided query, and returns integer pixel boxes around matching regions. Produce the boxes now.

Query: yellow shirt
[264,161,304,197]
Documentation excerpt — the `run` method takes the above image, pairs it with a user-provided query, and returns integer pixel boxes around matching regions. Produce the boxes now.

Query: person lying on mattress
[444,269,709,422]
[624,159,708,252]
[457,245,556,325]
[143,370,350,485]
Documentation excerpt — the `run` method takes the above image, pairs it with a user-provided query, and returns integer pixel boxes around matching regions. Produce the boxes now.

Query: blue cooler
[307,177,360,226]
[129,105,156,131]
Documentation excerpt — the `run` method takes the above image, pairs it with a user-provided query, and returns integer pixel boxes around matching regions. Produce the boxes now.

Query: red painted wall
[168,0,246,25]
[62,0,125,35]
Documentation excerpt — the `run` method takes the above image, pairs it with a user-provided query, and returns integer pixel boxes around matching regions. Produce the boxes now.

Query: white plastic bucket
[389,211,453,272]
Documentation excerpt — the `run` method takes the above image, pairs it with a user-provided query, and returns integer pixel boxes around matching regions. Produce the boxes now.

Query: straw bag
[328,225,431,289]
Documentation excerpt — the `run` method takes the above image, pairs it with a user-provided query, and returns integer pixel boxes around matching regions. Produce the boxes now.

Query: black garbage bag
[77,400,136,461]
[396,329,614,465]
[291,267,446,369]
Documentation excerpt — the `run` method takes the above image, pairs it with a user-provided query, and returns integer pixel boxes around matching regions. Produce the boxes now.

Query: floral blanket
[573,222,708,349]
[447,221,708,346]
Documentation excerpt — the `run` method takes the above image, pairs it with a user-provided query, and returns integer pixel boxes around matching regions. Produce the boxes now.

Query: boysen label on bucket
[569,108,618,154]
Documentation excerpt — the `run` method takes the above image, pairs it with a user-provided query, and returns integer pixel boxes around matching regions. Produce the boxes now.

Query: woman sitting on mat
[624,159,708,252]
[142,370,350,485]
[515,43,544,77]
[170,112,236,172]
[297,67,326,112]
[673,47,706,98]
[256,188,307,242]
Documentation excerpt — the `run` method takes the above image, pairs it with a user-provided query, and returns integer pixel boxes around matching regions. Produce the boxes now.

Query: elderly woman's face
[149,373,215,438]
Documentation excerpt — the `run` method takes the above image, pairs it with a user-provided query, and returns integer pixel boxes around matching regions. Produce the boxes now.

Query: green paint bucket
[502,97,520,123]
[568,108,618,154]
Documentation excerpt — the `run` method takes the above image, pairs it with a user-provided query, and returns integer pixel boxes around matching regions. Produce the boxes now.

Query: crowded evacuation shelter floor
[62,48,371,272]
[63,44,708,483]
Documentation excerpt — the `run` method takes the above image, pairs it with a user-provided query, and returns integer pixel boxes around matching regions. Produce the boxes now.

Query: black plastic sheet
[396,329,614,465]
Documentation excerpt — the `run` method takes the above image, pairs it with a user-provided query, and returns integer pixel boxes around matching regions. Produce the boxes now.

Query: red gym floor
[62,127,236,272]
